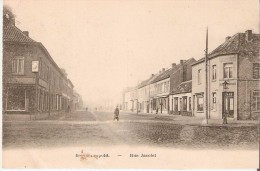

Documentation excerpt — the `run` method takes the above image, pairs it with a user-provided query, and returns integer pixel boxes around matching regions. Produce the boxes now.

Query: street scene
[2,0,259,169]
[3,110,258,149]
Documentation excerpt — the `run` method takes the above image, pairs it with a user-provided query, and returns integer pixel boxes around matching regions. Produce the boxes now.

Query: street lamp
[222,80,229,124]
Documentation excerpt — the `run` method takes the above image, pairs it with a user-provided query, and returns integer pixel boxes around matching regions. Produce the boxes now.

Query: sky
[3,0,259,108]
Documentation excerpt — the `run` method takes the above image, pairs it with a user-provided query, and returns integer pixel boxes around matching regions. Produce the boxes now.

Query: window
[253,63,260,79]
[174,97,178,111]
[212,92,217,110]
[224,63,233,78]
[179,98,182,111]
[165,81,170,92]
[212,65,217,80]
[253,91,260,111]
[152,99,156,110]
[196,94,204,111]
[37,89,40,110]
[182,96,187,111]
[12,57,24,74]
[198,69,202,84]
[46,66,49,81]
[56,95,59,110]
[6,88,26,111]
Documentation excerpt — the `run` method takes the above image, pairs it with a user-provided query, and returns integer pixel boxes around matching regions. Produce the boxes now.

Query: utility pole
[205,27,209,124]
[48,68,51,117]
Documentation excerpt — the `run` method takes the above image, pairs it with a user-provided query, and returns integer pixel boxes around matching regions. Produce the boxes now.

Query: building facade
[192,30,260,120]
[169,58,196,116]
[3,15,76,120]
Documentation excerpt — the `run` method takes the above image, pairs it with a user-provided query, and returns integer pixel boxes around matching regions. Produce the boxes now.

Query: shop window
[174,97,178,111]
[197,94,204,112]
[12,57,24,74]
[253,91,260,111]
[224,63,233,79]
[182,96,187,111]
[6,88,26,111]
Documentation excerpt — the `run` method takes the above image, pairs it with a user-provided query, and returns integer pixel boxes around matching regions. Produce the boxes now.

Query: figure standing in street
[67,105,71,113]
[113,106,120,121]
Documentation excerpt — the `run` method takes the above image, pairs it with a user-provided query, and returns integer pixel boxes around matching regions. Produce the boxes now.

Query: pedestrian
[67,105,70,113]
[156,108,159,114]
[113,106,119,121]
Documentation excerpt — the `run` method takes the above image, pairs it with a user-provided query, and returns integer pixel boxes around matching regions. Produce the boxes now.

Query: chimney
[180,60,185,82]
[151,74,154,77]
[180,60,186,66]
[162,68,165,72]
[245,30,252,41]
[172,63,176,68]
[23,31,29,37]
[159,70,161,74]
[225,36,231,41]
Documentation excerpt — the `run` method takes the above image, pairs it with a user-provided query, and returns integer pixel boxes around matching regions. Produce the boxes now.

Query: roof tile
[3,23,36,43]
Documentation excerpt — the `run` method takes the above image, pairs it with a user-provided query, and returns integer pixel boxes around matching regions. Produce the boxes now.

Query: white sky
[4,0,259,107]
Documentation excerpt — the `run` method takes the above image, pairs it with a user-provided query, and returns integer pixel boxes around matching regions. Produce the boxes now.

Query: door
[222,92,234,118]
[147,101,149,113]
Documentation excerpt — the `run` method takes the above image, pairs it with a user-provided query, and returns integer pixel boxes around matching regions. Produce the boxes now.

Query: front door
[147,101,149,113]
[222,92,234,118]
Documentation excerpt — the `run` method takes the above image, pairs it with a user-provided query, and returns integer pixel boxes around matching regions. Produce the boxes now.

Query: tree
[3,5,16,25]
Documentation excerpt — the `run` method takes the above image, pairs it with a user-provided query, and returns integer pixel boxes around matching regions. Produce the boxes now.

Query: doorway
[222,92,234,118]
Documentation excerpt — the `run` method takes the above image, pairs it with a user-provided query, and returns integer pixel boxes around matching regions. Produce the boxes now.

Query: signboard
[224,92,234,97]
[32,61,39,72]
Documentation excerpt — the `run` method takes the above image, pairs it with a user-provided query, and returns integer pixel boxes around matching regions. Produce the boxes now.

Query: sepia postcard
[1,0,259,169]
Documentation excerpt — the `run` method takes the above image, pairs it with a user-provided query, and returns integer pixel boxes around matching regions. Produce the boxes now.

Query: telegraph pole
[205,27,209,124]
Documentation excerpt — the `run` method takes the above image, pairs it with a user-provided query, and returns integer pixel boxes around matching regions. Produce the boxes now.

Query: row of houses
[2,14,83,120]
[122,30,260,120]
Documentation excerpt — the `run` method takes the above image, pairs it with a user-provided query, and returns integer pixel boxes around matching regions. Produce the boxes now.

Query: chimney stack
[180,60,185,66]
[151,74,154,77]
[180,60,185,82]
[23,31,29,37]
[172,63,176,68]
[225,36,231,41]
[245,30,252,41]
[162,68,165,72]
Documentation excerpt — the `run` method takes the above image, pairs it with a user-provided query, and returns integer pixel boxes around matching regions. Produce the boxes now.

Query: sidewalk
[121,111,259,127]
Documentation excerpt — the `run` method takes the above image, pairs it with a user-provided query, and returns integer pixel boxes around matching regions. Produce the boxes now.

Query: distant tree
[3,5,16,25]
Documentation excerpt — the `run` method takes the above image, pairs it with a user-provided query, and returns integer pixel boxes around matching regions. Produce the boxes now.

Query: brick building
[192,30,260,120]
[3,15,76,120]
[169,58,196,116]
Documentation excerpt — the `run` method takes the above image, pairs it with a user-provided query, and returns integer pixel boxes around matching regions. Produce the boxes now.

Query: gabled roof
[137,74,158,89]
[151,66,180,84]
[193,31,260,66]
[3,23,36,43]
[3,22,75,89]
[151,58,195,84]
[170,80,192,95]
